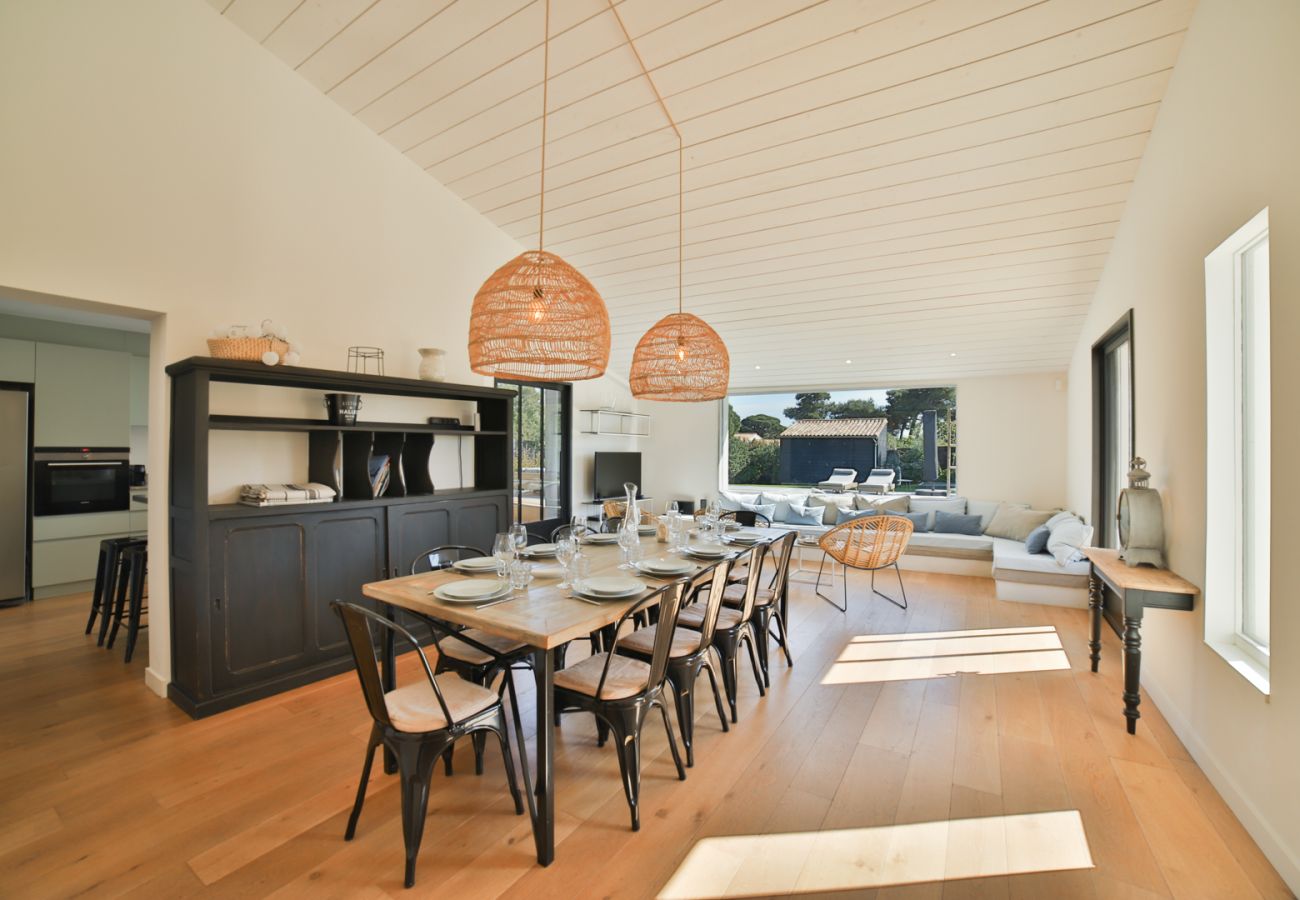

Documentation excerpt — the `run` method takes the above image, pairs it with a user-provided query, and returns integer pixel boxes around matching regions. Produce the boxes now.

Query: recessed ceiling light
[754,364,761,370]
[845,359,852,364]
[950,352,958,357]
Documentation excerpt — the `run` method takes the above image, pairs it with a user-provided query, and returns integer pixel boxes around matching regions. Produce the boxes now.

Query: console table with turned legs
[1081,547,1198,734]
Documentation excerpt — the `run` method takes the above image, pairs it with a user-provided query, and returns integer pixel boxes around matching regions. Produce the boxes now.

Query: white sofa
[716,490,1090,608]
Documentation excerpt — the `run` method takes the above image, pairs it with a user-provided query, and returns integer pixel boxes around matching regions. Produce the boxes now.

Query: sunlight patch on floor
[657,810,1094,899]
[822,626,1070,684]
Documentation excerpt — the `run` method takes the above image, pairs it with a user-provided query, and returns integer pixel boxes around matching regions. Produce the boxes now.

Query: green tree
[730,437,779,484]
[727,403,741,438]
[783,392,832,420]
[884,387,956,438]
[828,397,880,419]
[739,413,784,438]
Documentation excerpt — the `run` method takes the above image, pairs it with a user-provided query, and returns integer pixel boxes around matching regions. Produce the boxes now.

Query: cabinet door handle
[213,596,222,610]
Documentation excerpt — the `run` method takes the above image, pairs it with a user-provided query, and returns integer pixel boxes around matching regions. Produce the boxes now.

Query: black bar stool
[88,537,144,645]
[105,540,147,661]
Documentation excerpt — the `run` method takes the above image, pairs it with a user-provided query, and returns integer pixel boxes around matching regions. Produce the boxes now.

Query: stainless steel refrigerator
[0,385,33,606]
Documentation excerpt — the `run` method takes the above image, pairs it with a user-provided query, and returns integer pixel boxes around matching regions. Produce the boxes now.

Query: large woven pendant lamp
[620,6,729,401]
[468,0,609,382]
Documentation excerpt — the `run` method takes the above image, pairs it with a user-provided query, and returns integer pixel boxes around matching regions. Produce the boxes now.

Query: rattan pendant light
[468,0,609,382]
[621,6,729,401]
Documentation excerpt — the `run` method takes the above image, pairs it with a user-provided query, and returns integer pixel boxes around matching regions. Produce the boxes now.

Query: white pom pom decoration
[261,350,280,366]
[282,351,300,366]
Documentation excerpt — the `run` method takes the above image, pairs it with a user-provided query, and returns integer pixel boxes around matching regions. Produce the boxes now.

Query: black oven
[34,448,130,516]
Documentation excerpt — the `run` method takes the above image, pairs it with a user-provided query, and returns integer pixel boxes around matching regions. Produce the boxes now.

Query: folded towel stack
[239,482,338,507]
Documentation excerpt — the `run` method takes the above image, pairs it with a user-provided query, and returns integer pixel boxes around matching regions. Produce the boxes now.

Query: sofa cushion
[836,506,878,525]
[984,505,1054,541]
[906,496,966,530]
[1024,524,1051,555]
[966,499,1020,531]
[857,493,909,512]
[1045,510,1078,530]
[933,511,984,535]
[807,491,855,524]
[740,501,778,523]
[760,491,807,523]
[992,538,1089,587]
[888,511,930,532]
[718,490,759,511]
[785,502,826,526]
[1047,516,1093,565]
[904,532,994,560]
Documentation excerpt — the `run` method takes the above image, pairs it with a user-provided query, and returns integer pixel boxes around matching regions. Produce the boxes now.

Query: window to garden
[724,388,956,492]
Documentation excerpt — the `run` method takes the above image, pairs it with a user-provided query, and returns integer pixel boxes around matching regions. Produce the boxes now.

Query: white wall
[1063,0,1300,888]
[956,373,1068,509]
[642,399,723,511]
[0,0,522,696]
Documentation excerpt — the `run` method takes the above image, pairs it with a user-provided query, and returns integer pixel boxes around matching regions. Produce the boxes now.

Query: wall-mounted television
[593,451,642,500]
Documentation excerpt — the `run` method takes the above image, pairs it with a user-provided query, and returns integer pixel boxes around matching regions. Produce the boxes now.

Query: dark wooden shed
[776,418,889,485]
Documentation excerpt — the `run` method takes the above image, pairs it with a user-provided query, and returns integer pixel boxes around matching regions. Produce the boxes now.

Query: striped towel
[239,482,337,505]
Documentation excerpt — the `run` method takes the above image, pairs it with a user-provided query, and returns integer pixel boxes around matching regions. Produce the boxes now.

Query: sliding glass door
[497,379,571,540]
[1092,313,1134,548]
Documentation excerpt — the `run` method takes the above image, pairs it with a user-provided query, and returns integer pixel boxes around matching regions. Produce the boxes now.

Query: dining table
[360,525,782,865]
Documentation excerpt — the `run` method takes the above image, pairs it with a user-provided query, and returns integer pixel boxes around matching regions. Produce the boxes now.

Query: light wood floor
[0,572,1291,899]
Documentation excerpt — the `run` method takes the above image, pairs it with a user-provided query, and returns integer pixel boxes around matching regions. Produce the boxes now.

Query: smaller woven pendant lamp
[468,0,609,382]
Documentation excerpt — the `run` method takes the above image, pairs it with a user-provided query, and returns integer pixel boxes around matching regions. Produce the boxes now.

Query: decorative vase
[417,347,447,382]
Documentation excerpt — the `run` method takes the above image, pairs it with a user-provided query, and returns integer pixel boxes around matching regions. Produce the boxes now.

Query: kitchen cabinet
[129,355,148,427]
[32,510,134,589]
[34,343,130,447]
[0,338,35,383]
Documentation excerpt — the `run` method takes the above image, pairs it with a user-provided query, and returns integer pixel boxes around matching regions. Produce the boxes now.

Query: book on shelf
[368,454,391,499]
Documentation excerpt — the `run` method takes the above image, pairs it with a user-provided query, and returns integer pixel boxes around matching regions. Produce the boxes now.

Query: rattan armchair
[815,515,914,612]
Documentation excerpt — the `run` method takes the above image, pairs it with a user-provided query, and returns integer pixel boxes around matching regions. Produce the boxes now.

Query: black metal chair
[679,544,767,722]
[332,601,524,889]
[616,559,732,767]
[87,536,144,646]
[722,531,796,686]
[719,509,772,528]
[553,580,689,831]
[409,546,532,777]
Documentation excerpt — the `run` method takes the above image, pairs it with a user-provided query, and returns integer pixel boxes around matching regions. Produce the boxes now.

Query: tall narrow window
[1092,313,1134,548]
[1205,208,1270,691]
[496,380,571,540]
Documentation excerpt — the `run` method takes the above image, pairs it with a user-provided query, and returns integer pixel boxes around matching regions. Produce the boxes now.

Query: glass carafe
[618,482,641,569]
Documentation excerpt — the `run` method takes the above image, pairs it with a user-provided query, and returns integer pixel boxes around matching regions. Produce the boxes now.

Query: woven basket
[207,336,289,362]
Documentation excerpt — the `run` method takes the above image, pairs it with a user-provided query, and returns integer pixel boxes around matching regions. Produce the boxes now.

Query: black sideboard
[166,357,514,718]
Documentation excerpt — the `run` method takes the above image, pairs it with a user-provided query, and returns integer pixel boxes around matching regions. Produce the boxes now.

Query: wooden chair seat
[383,676,499,733]
[553,653,650,700]
[619,625,703,659]
[679,604,742,630]
[722,582,775,608]
[437,629,528,666]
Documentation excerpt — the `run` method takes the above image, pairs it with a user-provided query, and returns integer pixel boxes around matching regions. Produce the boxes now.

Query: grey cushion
[888,511,929,532]
[760,491,807,524]
[1024,524,1051,555]
[785,502,825,526]
[933,511,983,535]
[740,501,777,523]
[835,507,878,525]
[907,496,966,530]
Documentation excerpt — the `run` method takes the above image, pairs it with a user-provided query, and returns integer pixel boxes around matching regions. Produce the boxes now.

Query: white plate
[637,524,657,535]
[531,564,566,579]
[575,585,644,601]
[452,556,499,572]
[725,531,763,544]
[582,533,619,544]
[521,543,557,557]
[636,559,694,576]
[580,576,644,596]
[686,545,729,559]
[434,580,510,603]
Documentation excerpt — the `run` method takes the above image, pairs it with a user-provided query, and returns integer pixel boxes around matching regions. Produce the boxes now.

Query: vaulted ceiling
[207,0,1194,391]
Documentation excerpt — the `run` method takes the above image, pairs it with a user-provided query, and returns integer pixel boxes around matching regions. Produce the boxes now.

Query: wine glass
[555,538,576,588]
[617,522,639,569]
[570,513,587,542]
[668,499,679,518]
[509,522,528,555]
[492,532,514,578]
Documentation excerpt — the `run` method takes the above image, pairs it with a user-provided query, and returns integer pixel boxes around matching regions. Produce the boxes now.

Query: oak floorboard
[0,575,1288,900]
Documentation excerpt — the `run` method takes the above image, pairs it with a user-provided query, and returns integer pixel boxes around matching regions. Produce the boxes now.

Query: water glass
[509,522,528,555]
[508,560,533,591]
[617,526,639,569]
[667,500,680,518]
[571,513,587,541]
[571,555,592,594]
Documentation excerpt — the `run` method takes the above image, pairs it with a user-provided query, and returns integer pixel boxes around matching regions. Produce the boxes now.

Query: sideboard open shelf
[166,356,515,718]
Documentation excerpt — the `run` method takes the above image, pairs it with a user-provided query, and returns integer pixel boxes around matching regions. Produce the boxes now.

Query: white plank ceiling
[208,0,1194,391]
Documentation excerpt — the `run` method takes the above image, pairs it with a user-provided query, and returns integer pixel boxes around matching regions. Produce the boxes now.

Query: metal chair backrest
[719,509,771,527]
[332,600,455,731]
[552,523,589,542]
[766,530,798,598]
[820,515,913,569]
[603,516,623,534]
[597,580,687,700]
[730,542,769,626]
[410,544,487,576]
[683,556,735,652]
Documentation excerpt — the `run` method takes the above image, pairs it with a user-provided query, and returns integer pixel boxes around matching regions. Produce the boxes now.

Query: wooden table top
[362,529,779,650]
[1082,547,1199,597]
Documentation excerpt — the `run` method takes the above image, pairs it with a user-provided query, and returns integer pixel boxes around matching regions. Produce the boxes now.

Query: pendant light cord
[608,0,684,316]
[538,0,550,253]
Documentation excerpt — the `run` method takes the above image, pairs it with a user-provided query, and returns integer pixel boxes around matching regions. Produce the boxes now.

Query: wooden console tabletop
[1081,547,1198,735]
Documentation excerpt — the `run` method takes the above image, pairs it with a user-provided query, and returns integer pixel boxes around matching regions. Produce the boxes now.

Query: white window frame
[1203,207,1270,694]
